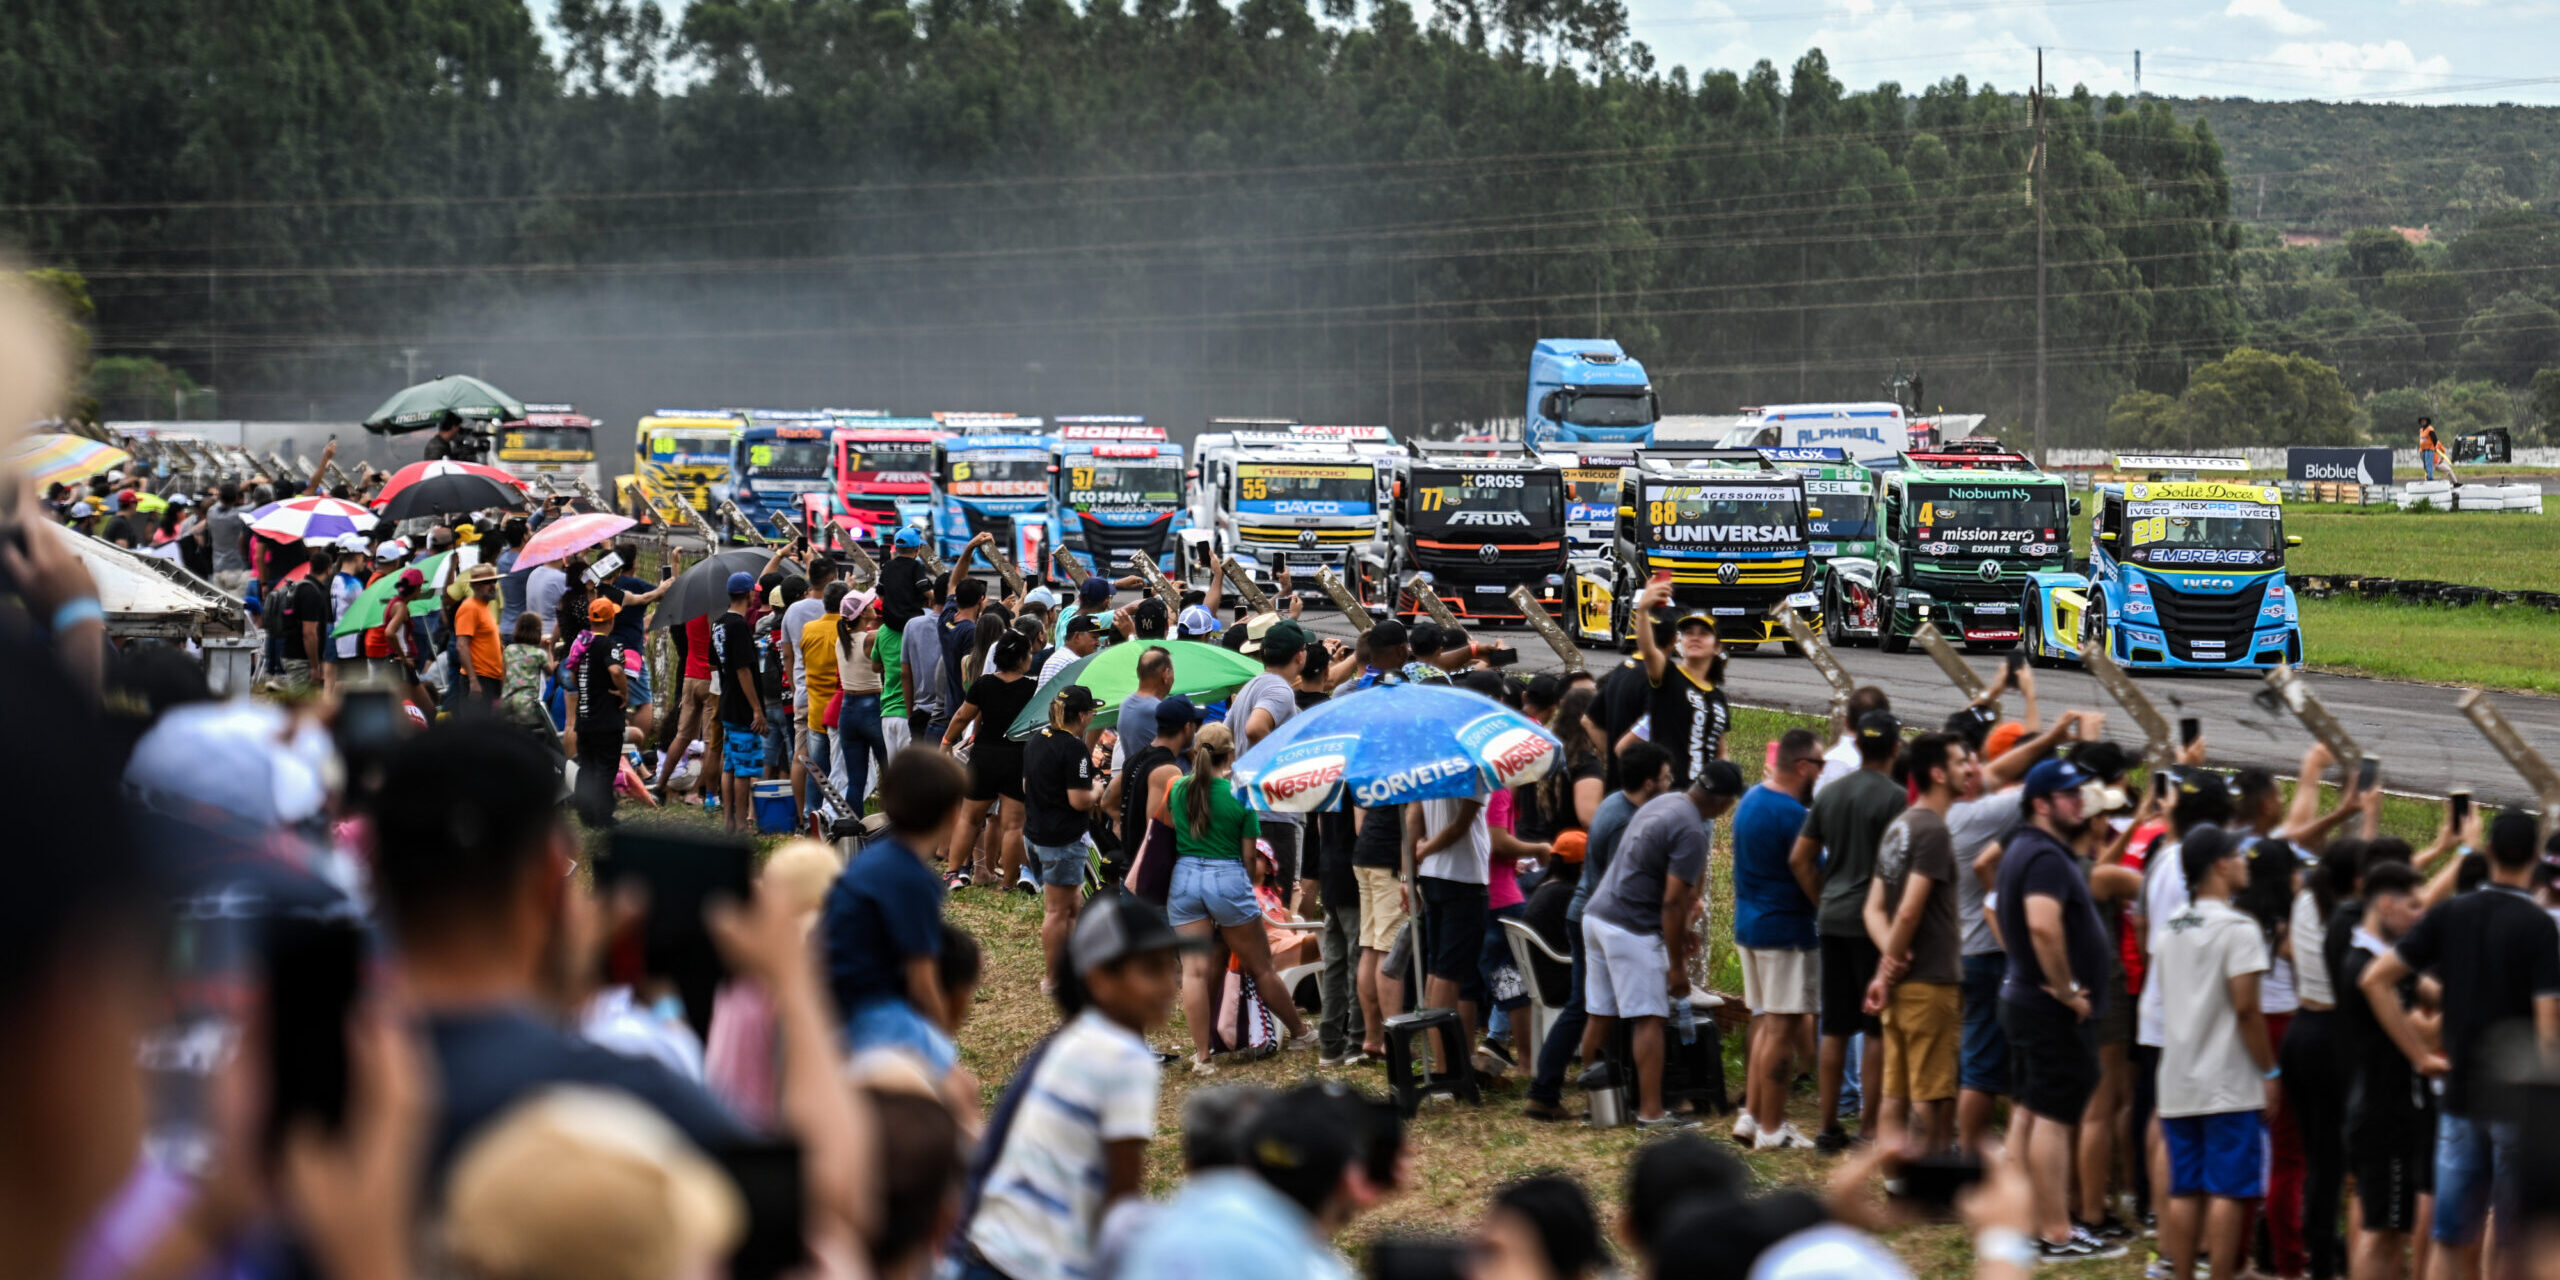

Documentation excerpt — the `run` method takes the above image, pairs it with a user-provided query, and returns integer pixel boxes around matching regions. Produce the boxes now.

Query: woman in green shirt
[1165,722,1315,1072]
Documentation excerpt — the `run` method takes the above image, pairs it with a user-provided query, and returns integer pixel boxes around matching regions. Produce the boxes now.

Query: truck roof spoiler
[1904,450,2038,471]
[1639,447,1775,468]
[1410,439,1536,459]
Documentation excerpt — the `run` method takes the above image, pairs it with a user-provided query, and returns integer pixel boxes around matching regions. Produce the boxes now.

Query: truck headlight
[1545,574,1565,587]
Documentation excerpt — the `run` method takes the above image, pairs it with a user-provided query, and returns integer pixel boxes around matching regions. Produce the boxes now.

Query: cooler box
[752,779,799,834]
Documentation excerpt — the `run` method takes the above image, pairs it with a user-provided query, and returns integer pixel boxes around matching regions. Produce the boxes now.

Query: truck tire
[1877,579,1911,654]
[1823,579,1854,648]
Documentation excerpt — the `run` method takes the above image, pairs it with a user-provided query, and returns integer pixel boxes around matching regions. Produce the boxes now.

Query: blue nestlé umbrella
[1231,682,1563,815]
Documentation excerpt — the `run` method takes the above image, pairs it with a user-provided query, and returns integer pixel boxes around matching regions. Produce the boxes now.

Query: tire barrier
[2292,574,2560,613]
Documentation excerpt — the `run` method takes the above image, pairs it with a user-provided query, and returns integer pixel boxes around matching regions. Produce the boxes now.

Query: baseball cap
[67,500,93,517]
[725,571,755,597]
[893,525,925,549]
[2178,823,2242,888]
[116,490,138,507]
[1853,710,1900,743]
[1078,577,1113,604]
[335,531,370,554]
[1069,892,1191,976]
[1695,760,1746,797]
[377,538,411,562]
[1064,612,1103,637]
[1152,694,1201,731]
[839,589,877,618]
[1983,720,2030,760]
[1132,597,1168,632]
[588,597,620,624]
[396,568,425,593]
[1024,585,1059,610]
[1368,617,1408,650]
[1178,604,1220,636]
[1551,830,1588,863]
[1247,617,1310,662]
[1058,684,1104,717]
[2021,758,2094,802]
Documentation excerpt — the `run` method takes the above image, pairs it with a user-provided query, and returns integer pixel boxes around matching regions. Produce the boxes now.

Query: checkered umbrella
[246,496,378,545]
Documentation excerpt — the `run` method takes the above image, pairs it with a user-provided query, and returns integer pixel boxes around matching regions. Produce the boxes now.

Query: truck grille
[1647,554,1805,587]
[1238,526,1368,545]
[1076,514,1173,565]
[2149,580,2269,662]
[1412,540,1564,576]
[1915,561,2033,603]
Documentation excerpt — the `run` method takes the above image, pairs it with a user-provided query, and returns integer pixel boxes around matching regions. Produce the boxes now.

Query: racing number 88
[1649,500,1680,527]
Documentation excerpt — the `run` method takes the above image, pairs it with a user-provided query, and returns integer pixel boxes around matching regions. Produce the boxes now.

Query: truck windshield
[1805,488,1875,540]
[745,441,832,474]
[1237,463,1372,513]
[1063,462,1182,508]
[845,444,935,478]
[2123,500,2284,568]
[944,456,1049,497]
[1641,482,1802,546]
[1561,391,1654,428]
[649,434,733,463]
[501,427,590,455]
[1910,483,2066,552]
[1410,470,1561,535]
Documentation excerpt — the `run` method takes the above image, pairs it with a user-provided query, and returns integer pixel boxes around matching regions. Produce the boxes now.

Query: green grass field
[2299,596,2560,694]
[2284,508,2560,593]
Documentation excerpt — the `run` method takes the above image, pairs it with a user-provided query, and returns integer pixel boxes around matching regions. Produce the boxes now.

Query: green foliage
[2455,292,2560,385]
[2364,378,2532,446]
[2534,369,2560,439]
[2179,100,2560,235]
[21,267,95,423]
[87,356,201,421]
[2339,227,2416,294]
[2108,345,2354,449]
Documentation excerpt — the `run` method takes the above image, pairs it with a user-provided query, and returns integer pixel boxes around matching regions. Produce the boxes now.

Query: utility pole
[2033,47,2049,468]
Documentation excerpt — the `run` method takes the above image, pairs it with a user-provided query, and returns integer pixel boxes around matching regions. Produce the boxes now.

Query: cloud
[2225,0,2325,35]
[2260,39,2455,95]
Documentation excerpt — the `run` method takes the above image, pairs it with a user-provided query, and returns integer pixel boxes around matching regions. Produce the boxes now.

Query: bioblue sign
[2286,447,2392,487]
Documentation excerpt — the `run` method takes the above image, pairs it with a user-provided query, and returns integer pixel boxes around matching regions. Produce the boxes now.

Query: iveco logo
[1478,544,1500,564]
[1716,562,1740,585]
[1297,530,1318,549]
[1978,560,2002,583]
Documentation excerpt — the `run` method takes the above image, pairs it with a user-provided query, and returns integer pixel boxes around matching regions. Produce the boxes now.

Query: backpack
[754,613,787,701]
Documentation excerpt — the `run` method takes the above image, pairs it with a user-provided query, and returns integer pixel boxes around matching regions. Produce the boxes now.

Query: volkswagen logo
[1478,544,1500,564]
[1297,529,1318,549]
[1978,559,2002,583]
[1716,561,1740,586]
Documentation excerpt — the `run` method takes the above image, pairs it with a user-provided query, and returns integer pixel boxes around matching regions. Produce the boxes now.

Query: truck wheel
[2081,608,2110,663]
[1611,586,1635,655]
[1879,604,1912,655]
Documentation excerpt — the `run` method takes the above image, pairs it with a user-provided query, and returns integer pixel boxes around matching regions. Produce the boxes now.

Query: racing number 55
[1241,476,1268,500]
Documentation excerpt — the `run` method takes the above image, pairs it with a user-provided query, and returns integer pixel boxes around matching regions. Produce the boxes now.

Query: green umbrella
[331,550,460,636]
[361,375,527,435]
[1004,639,1263,741]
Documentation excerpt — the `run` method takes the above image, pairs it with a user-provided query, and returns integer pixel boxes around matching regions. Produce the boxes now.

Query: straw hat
[442,1087,744,1280]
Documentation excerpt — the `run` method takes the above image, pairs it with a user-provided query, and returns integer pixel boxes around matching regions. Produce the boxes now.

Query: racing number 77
[1420,488,1444,512]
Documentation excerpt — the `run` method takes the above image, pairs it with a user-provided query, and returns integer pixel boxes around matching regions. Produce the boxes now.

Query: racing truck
[1052,416,1188,573]
[617,409,743,531]
[1381,441,1569,624]
[1525,339,1662,447]
[822,414,945,548]
[1829,447,2072,653]
[731,409,841,537]
[1567,449,1821,651]
[1536,446,1637,564]
[494,404,600,494]
[1190,427,1389,606]
[2021,455,2303,671]
[932,414,1055,574]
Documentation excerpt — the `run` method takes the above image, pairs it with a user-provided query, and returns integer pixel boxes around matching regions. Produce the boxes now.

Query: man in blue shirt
[1117,1083,1375,1280]
[822,749,971,1076]
[1523,740,1674,1120]
[1730,727,1826,1150]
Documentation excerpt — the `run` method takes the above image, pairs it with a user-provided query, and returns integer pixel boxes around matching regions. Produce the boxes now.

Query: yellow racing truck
[617,409,744,531]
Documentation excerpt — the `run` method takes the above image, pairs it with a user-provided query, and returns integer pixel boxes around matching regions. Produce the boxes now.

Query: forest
[2,0,2553,449]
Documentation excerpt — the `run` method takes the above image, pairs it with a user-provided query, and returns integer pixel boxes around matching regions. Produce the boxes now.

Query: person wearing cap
[1116,1081,1381,1280]
[1580,758,1745,1128]
[1994,757,2124,1262]
[834,587,891,806]
[274,541,337,694]
[2150,823,2276,1280]
[1043,611,1104,684]
[329,533,373,671]
[1053,572,1116,647]
[593,542,682,738]
[709,570,767,834]
[1230,617,1315,897]
[965,894,1181,1280]
[877,523,932,627]
[570,596,643,825]
[1628,578,1730,791]
[1348,617,1425,690]
[452,563,507,706]
[1789,708,1904,1152]
[1858,732,1975,1159]
[1024,684,1107,980]
[364,564,438,714]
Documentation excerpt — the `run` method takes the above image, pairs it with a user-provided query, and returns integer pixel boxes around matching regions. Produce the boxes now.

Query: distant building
[2391,225,2432,245]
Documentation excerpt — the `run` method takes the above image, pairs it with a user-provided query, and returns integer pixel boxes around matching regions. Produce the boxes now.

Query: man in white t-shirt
[2153,823,2275,1280]
[1042,613,1103,685]
[1409,790,1492,1077]
[331,534,372,664]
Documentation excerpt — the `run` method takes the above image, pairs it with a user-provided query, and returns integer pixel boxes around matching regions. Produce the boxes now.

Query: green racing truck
[1820,445,2075,652]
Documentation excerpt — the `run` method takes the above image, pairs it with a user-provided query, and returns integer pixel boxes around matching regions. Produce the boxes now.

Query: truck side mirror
[1617,506,1636,519]
[1648,391,1663,420]
[1394,480,1404,500]
[2098,531,2116,543]
[2285,535,2302,547]
[2070,498,2082,516]
[1806,508,1824,520]
[1541,392,1563,419]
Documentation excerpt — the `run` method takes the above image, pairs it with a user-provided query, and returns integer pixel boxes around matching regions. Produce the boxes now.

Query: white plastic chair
[1499,917,1573,1060]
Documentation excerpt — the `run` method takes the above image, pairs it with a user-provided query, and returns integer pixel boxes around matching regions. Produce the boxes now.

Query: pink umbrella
[514,511,637,570]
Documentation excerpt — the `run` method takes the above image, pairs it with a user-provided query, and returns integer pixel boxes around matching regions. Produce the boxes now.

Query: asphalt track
[1285,608,2560,810]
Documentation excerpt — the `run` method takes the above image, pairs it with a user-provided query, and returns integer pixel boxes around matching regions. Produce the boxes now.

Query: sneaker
[1635,1113,1698,1131]
[1319,1051,1354,1068]
[1477,1037,1516,1071]
[2077,1215,2135,1243]
[1731,1111,1760,1145]
[1812,1127,1852,1154]
[1188,1057,1219,1078]
[1284,1028,1321,1052]
[1754,1122,1816,1151]
[1522,1099,1571,1123]
[1471,1049,1511,1078]
[2036,1228,2127,1263]
[2143,1261,2172,1280]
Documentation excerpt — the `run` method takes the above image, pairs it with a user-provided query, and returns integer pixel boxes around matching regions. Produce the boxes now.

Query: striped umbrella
[374,459,528,505]
[247,496,378,545]
[514,511,636,571]
[5,434,130,490]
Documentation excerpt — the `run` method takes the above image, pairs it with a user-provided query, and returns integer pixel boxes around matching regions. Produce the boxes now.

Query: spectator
[2329,860,2431,1280]
[524,553,571,643]
[708,572,766,834]
[1993,759,2122,1262]
[1167,721,1316,1072]
[453,563,505,705]
[593,541,678,740]
[1093,1084,1275,1278]
[942,626,1039,890]
[205,480,250,593]
[1790,709,1906,1152]
[1627,583,1730,789]
[1474,1174,1605,1280]
[1117,1082,1384,1280]
[441,1088,743,1280]
[1860,732,1972,1158]
[1731,727,1825,1150]
[1531,740,1674,1120]
[900,576,949,750]
[653,606,722,804]
[1101,693,1198,897]
[492,517,529,636]
[962,894,1181,1280]
[1024,685,1105,981]
[567,598,640,827]
[866,1085,969,1280]
[1581,759,1744,1128]
[2153,824,2277,1280]
[276,541,336,694]
[2358,811,2559,1280]
[1041,611,1102,685]
[824,749,969,1077]
[705,838,844,1130]
[836,589,890,805]
[1812,686,1892,792]
[1231,618,1314,900]
[1947,713,2082,1155]
[499,613,555,731]
[1413,779,1498,1077]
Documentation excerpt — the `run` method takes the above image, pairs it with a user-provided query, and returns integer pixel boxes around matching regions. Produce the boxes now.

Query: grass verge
[2283,508,2560,593]
[2298,596,2560,695]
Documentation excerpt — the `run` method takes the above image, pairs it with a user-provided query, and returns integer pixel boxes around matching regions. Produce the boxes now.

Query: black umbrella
[650,549,804,631]
[378,472,528,522]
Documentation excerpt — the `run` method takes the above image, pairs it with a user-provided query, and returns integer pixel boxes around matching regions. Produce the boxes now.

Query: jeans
[841,692,886,802]
[799,725,835,813]
[2282,1009,2346,1279]
[1527,919,1589,1106]
[1485,901,1528,1045]
[1318,901,1361,1058]
[2431,1109,2522,1247]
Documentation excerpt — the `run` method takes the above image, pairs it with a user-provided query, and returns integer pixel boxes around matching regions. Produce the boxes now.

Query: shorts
[968,751,1026,803]
[2163,1110,2269,1200]
[1028,839,1091,890]
[1581,914,1670,1021]
[1740,945,1818,1016]
[1355,866,1406,951]
[722,724,765,775]
[1959,951,2012,1095]
[1167,856,1260,929]
[2001,996,2099,1123]
[676,677,718,736]
[2351,1124,2435,1235]
[624,658,653,709]
[1879,981,1961,1102]
[2096,962,2134,1048]
[1819,933,1884,1038]
[1418,877,1490,1004]
[2431,1109,2522,1247]
[842,996,958,1079]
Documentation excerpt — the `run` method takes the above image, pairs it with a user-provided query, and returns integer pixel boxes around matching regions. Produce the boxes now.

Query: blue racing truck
[931,413,1056,574]
[1052,416,1187,573]
[731,409,843,537]
[1525,339,1662,447]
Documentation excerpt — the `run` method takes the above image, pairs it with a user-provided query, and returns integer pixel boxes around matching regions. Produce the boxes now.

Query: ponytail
[1182,722,1236,837]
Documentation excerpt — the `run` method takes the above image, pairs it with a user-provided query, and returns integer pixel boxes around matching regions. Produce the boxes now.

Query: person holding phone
[1627,581,1728,792]
[711,571,768,835]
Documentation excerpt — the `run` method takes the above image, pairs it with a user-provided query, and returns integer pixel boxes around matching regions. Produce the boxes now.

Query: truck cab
[1568,449,1820,650]
[931,413,1054,575]
[1052,416,1187,574]
[495,405,600,494]
[826,415,945,549]
[1717,402,1910,470]
[1526,339,1661,447]
[1193,426,1389,606]
[1846,449,2072,653]
[1384,442,1568,623]
[2022,455,2303,671]
[732,409,842,538]
[619,410,743,530]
